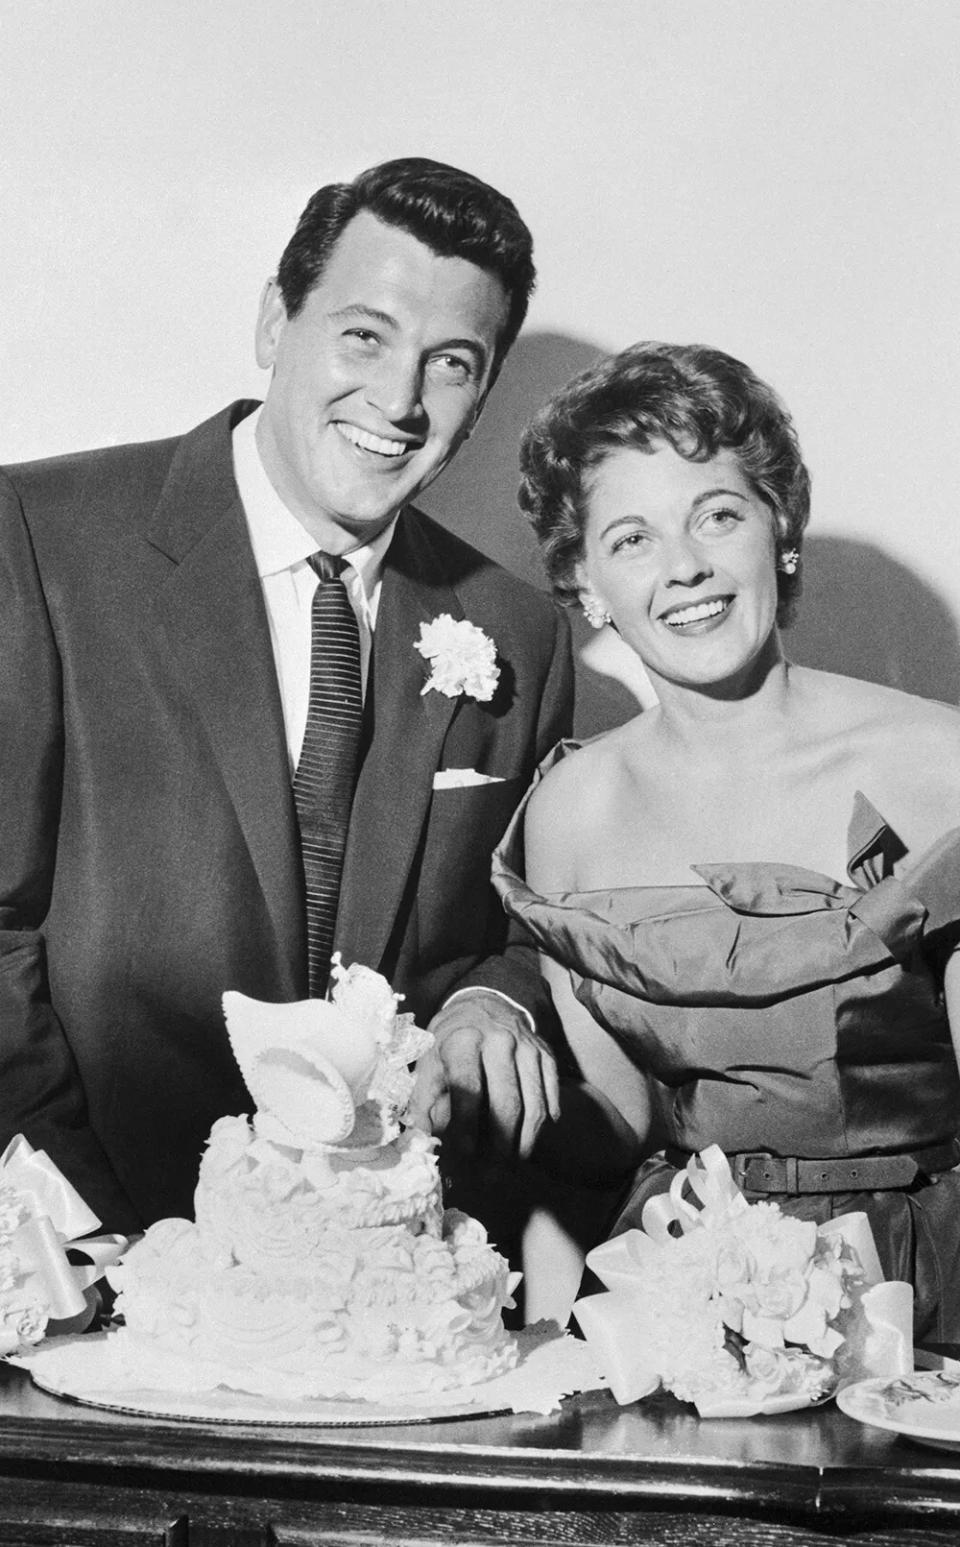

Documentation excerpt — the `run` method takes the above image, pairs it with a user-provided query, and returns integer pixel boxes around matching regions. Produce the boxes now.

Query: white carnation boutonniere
[414,614,500,702]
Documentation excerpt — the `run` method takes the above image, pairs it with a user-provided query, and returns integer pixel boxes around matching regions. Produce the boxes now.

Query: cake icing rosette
[575,1145,914,1418]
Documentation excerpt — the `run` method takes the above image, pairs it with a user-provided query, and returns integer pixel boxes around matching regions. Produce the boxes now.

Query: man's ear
[254,277,287,370]
[470,353,506,429]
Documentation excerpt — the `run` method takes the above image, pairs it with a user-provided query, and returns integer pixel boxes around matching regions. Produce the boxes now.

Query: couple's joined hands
[406,992,560,1159]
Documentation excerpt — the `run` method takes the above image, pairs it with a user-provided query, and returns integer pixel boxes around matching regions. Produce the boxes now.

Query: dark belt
[665,1139,960,1195]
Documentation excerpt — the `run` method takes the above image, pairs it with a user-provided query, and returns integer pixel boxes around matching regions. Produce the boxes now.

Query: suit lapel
[143,404,303,993]
[336,511,462,973]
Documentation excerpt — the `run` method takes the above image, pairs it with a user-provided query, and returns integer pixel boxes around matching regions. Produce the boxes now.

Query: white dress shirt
[232,406,397,775]
[231,406,527,1028]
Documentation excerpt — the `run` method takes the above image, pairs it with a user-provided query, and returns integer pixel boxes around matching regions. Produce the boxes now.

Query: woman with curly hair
[496,342,960,1338]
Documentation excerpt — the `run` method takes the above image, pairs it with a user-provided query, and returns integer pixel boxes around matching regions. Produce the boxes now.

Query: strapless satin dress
[493,742,960,1340]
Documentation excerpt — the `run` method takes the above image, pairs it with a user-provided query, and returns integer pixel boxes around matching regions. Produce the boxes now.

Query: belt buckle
[734,1152,780,1192]
[739,1153,798,1193]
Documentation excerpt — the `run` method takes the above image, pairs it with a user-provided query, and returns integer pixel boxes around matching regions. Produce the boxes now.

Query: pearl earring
[778,548,800,576]
[581,594,611,629]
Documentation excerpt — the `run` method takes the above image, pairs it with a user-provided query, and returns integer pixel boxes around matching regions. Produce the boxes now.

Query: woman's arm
[943,947,960,1074]
[531,953,659,1183]
[518,960,661,1324]
[522,762,664,1183]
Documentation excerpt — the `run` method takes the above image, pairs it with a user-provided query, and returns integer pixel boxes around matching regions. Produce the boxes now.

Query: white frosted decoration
[222,963,433,1152]
[223,993,379,1108]
[246,1047,356,1148]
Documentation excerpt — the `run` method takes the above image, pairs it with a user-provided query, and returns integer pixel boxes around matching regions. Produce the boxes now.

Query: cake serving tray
[27,1372,511,1426]
[12,1325,603,1426]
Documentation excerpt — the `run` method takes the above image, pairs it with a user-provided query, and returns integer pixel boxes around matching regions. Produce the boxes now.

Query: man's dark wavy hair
[276,157,535,371]
[518,341,812,627]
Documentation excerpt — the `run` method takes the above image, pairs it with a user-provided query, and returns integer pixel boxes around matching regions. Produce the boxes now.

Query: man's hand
[407,991,560,1159]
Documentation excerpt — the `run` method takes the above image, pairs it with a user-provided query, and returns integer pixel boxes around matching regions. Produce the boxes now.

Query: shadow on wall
[420,329,605,589]
[426,343,960,736]
[788,536,960,706]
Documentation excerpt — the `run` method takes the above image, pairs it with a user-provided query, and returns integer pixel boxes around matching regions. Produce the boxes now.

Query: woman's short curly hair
[518,342,812,627]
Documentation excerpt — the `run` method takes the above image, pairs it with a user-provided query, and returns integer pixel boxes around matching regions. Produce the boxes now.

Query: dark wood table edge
[4,1408,960,1533]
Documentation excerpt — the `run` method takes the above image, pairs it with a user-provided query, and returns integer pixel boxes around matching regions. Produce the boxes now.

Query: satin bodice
[493,742,960,1160]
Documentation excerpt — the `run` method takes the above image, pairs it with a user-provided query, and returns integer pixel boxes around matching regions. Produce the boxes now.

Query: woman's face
[577,440,781,695]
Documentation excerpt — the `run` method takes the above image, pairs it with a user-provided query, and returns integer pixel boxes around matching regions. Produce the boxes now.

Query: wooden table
[3,1360,960,1546]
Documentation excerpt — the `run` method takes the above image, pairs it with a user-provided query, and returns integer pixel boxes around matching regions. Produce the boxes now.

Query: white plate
[837,1372,960,1451]
[694,1390,825,1419]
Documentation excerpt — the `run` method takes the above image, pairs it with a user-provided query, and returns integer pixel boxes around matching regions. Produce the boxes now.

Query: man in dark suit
[0,158,572,1237]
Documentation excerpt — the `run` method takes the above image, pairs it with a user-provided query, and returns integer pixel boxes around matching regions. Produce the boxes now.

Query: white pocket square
[432,768,507,790]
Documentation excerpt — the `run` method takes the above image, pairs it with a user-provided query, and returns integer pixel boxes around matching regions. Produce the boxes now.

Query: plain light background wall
[3,0,959,731]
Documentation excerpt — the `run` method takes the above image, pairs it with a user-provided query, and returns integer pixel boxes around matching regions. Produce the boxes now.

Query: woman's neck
[645,641,796,757]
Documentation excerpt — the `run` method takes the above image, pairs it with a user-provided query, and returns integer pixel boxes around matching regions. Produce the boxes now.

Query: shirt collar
[232,405,397,599]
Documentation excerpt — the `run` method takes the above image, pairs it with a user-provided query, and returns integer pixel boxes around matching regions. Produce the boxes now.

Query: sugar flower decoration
[414,615,499,702]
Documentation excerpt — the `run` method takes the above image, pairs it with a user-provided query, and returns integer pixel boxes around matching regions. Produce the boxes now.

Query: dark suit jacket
[0,403,573,1234]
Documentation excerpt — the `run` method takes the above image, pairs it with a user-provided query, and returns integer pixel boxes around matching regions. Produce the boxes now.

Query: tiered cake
[106,960,518,1402]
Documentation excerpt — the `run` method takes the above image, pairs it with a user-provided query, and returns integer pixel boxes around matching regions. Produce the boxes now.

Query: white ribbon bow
[0,1135,128,1325]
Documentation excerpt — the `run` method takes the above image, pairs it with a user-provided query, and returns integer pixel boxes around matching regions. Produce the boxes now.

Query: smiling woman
[491,341,960,1343]
[577,444,781,698]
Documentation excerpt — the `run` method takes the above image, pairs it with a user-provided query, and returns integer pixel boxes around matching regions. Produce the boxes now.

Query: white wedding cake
[106,960,518,1403]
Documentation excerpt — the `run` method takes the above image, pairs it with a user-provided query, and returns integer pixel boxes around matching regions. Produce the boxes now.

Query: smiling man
[253,208,507,545]
[0,159,573,1243]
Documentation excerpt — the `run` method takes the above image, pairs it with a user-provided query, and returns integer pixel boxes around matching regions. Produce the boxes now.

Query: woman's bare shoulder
[529,731,617,820]
[798,666,960,740]
[525,719,645,888]
[799,668,960,839]
[849,678,959,755]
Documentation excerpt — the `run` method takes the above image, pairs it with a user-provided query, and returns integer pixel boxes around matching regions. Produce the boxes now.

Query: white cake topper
[222,957,432,1151]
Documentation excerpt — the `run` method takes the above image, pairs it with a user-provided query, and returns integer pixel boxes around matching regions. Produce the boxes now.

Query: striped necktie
[293,552,363,997]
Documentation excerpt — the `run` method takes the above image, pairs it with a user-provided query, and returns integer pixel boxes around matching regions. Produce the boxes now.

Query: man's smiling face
[254,210,510,551]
